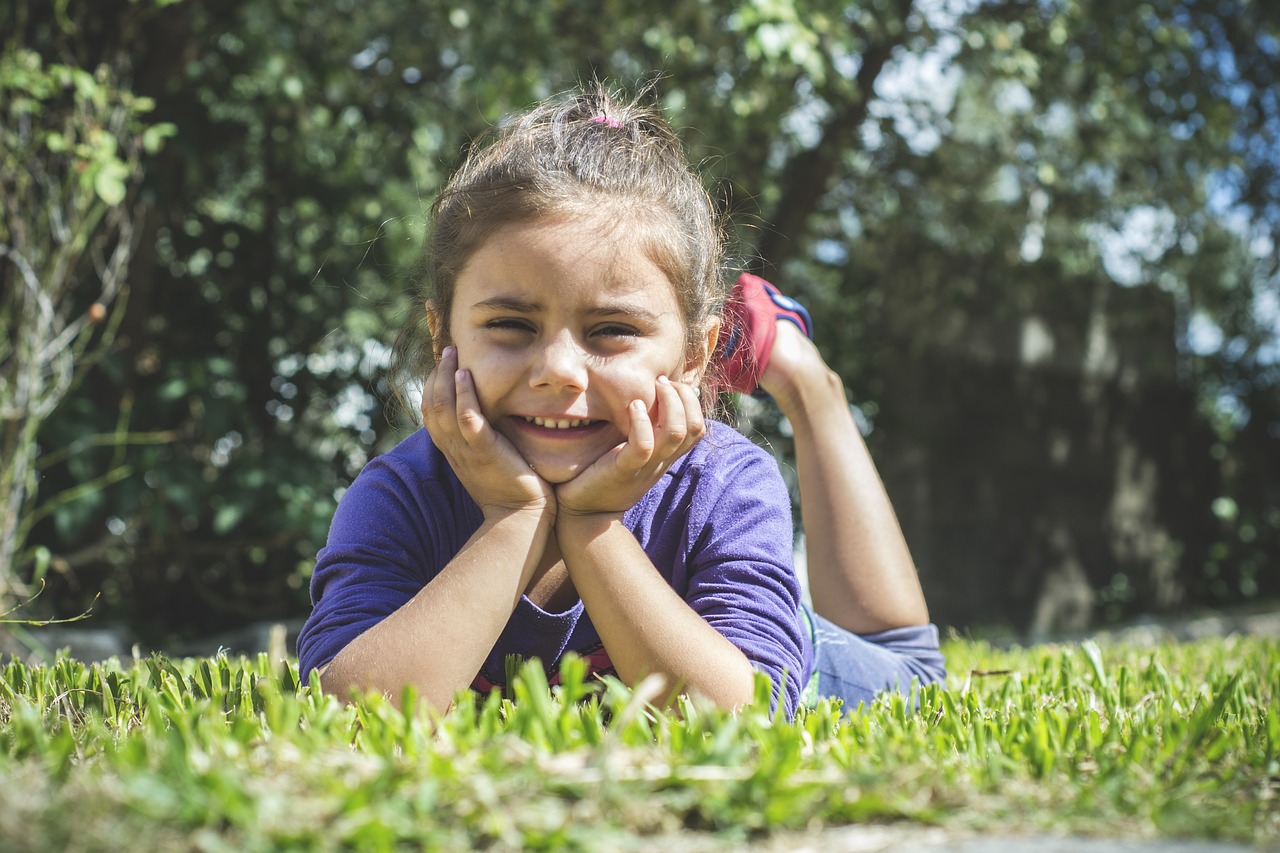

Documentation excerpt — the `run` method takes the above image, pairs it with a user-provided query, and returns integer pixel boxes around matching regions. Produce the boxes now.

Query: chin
[532,463,585,485]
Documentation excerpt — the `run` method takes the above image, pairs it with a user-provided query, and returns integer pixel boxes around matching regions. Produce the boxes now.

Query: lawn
[0,635,1276,851]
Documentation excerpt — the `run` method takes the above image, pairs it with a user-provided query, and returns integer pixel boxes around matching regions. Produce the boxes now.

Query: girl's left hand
[556,376,705,518]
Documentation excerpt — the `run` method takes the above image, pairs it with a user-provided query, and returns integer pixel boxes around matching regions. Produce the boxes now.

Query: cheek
[467,376,497,415]
[453,346,509,412]
[596,357,678,409]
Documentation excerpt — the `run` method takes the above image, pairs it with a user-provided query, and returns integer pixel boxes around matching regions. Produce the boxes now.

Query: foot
[758,321,840,414]
[714,273,813,395]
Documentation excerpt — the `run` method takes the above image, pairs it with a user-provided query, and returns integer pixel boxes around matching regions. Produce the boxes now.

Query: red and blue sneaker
[714,272,813,395]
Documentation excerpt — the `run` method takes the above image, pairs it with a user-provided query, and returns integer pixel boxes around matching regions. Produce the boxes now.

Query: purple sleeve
[678,433,808,717]
[296,432,480,680]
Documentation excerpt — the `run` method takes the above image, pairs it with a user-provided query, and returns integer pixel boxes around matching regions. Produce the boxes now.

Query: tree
[0,22,175,609]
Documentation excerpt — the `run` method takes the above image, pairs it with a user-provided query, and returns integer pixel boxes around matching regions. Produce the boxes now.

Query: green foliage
[0,638,1277,849]
[0,15,179,606]
[6,0,1279,636]
[0,49,163,209]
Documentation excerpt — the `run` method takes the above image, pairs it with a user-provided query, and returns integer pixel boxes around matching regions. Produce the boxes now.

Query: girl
[297,88,944,718]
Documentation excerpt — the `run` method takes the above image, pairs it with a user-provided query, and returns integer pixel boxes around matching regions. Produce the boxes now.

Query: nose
[529,331,589,391]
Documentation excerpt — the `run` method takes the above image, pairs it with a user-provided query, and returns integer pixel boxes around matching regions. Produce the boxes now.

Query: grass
[0,636,1276,851]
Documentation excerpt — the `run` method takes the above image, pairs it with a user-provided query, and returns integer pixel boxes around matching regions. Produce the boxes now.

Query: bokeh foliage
[2,0,1277,640]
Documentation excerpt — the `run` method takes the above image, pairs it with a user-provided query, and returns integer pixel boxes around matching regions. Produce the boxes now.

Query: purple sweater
[298,420,812,716]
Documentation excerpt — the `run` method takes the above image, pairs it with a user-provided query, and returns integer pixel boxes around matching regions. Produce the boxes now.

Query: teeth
[526,416,592,429]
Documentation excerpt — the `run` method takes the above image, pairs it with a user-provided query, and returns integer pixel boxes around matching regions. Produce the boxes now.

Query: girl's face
[435,214,717,484]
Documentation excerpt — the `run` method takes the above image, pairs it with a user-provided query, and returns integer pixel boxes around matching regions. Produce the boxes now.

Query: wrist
[481,500,556,528]
[554,508,624,540]
[480,504,556,587]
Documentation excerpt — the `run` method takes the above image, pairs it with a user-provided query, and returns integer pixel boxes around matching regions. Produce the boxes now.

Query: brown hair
[387,84,728,423]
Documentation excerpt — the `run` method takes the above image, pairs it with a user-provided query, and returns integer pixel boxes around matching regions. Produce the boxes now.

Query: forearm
[557,514,756,711]
[320,508,552,711]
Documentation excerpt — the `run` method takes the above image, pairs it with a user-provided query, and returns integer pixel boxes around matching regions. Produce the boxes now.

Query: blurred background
[3,0,1277,652]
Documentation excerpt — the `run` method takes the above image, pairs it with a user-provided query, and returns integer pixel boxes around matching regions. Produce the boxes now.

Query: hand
[555,375,705,518]
[422,346,555,518]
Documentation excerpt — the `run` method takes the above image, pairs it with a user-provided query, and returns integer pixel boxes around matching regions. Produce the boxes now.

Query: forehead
[454,213,682,314]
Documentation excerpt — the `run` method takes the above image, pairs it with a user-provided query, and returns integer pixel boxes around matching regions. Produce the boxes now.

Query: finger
[422,362,449,429]
[422,347,459,431]
[616,398,655,472]
[673,380,706,448]
[453,367,489,442]
[652,376,688,453]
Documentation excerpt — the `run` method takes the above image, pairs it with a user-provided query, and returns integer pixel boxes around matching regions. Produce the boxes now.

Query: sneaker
[715,272,813,395]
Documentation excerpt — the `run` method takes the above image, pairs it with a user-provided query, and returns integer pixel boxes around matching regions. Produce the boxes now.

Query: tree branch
[754,0,916,273]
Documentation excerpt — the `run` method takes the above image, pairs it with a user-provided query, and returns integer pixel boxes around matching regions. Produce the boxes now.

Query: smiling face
[436,214,717,484]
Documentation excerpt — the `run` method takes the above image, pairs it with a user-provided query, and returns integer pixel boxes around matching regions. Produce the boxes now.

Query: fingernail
[443,345,456,359]
[658,375,671,385]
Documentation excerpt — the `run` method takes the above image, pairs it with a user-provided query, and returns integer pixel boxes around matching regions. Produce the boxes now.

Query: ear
[680,316,721,386]
[425,300,447,358]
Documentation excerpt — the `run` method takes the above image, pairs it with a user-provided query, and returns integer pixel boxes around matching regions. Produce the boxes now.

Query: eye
[484,318,535,333]
[593,323,640,338]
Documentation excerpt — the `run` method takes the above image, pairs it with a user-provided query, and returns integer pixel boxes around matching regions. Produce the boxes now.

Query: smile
[522,416,601,429]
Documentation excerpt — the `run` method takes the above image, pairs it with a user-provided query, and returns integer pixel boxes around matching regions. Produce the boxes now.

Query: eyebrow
[470,296,541,313]
[469,295,664,325]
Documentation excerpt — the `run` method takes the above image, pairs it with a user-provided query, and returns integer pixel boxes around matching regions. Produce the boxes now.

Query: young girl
[297,88,944,718]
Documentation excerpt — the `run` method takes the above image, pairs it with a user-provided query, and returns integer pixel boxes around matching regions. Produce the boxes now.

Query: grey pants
[803,605,947,709]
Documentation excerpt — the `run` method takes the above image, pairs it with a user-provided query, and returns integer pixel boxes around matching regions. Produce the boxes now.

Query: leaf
[93,159,130,206]
[142,122,177,154]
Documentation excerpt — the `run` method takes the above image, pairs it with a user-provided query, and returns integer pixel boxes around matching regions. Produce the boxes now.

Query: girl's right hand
[422,346,555,518]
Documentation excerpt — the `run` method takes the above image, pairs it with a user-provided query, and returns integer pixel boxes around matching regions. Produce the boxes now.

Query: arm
[319,507,551,711]
[318,347,556,711]
[555,378,760,710]
[557,513,756,709]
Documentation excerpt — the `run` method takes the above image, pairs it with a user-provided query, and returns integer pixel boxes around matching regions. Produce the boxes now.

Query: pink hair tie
[588,114,623,129]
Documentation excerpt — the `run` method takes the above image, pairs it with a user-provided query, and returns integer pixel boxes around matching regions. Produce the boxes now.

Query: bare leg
[759,323,930,634]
